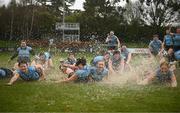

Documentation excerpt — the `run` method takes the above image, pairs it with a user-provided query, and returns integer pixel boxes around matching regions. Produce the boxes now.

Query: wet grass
[0,40,18,47]
[0,52,180,112]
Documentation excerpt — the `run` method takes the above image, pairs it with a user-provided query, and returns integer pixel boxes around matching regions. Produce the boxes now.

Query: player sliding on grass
[89,60,108,82]
[62,52,77,69]
[92,52,111,69]
[59,52,78,78]
[60,58,91,83]
[7,60,45,85]
[138,61,177,87]
[0,67,13,78]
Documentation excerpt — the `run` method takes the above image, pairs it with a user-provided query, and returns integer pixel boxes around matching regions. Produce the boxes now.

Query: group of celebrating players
[0,28,179,87]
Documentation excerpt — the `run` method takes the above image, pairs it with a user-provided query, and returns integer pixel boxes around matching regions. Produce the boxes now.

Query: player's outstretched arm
[7,73,20,85]
[171,74,177,87]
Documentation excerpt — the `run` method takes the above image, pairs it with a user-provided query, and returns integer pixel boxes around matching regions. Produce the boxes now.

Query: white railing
[56,23,80,30]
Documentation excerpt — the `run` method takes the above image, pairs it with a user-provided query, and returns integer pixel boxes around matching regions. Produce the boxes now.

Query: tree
[0,0,75,40]
[9,0,16,40]
[44,0,75,20]
[139,0,180,33]
[124,1,142,24]
[81,0,126,37]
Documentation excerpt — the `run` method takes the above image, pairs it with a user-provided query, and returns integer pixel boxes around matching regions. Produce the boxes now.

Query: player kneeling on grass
[163,48,177,72]
[61,58,91,83]
[7,60,45,85]
[121,44,132,71]
[138,61,177,87]
[0,68,13,78]
[89,60,108,82]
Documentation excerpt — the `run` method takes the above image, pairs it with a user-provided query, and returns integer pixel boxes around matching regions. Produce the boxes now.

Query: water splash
[44,54,159,87]
[102,55,159,86]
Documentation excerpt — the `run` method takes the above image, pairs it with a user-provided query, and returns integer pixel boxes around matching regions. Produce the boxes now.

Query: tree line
[0,0,179,43]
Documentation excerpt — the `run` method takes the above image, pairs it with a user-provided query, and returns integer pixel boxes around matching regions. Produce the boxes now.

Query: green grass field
[0,52,180,112]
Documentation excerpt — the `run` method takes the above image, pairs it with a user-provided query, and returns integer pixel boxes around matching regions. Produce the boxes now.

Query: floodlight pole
[62,0,65,42]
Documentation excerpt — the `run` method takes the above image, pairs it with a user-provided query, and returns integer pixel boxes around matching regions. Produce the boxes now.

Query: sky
[0,0,11,5]
[0,0,85,10]
[70,0,127,10]
[0,0,127,10]
[70,0,85,10]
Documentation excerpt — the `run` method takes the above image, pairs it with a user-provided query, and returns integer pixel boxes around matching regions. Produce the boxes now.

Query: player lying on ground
[92,51,111,69]
[60,58,91,83]
[61,52,77,70]
[0,67,13,78]
[58,58,109,83]
[89,60,108,82]
[59,52,78,78]
[7,60,45,85]
[138,61,177,87]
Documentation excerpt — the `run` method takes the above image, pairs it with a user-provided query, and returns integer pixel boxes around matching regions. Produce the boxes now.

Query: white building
[56,23,80,42]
